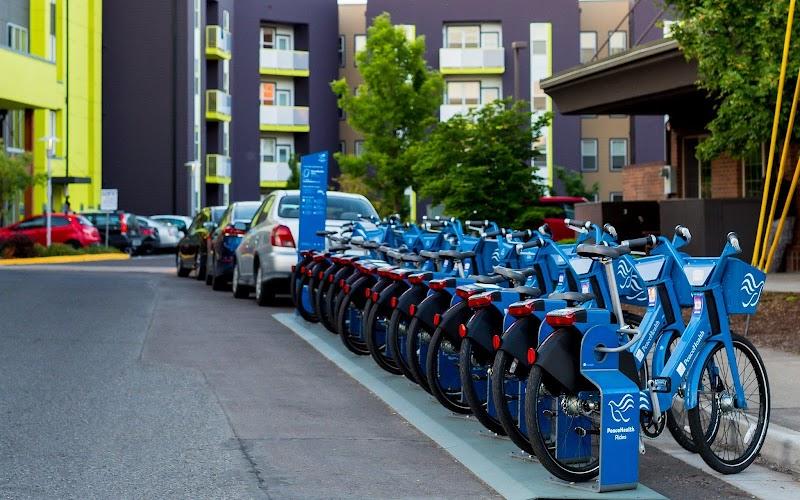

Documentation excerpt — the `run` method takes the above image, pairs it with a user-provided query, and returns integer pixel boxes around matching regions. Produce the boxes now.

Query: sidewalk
[765,273,800,293]
[758,346,800,473]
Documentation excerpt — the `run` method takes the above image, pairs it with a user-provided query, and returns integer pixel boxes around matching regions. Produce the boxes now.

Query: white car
[151,215,193,238]
[233,190,378,305]
[136,216,181,250]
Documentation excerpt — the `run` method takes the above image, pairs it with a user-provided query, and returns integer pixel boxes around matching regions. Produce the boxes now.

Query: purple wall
[367,0,582,175]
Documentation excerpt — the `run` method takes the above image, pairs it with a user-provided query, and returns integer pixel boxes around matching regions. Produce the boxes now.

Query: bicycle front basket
[721,258,766,315]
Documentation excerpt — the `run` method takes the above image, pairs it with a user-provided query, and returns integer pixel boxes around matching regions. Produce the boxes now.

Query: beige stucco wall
[337,3,366,155]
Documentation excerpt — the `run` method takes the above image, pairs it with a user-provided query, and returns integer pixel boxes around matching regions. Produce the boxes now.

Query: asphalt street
[0,255,788,498]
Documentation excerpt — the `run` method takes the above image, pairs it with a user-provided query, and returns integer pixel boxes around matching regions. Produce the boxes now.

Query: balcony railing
[206,90,232,121]
[439,47,505,74]
[259,105,310,132]
[260,161,292,188]
[206,154,231,184]
[259,49,310,77]
[206,26,232,59]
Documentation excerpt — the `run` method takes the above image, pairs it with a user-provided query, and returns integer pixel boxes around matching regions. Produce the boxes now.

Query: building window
[701,159,712,199]
[338,35,346,67]
[608,31,627,56]
[222,122,230,157]
[355,140,365,157]
[261,137,276,162]
[276,34,291,51]
[579,32,596,63]
[354,34,366,58]
[610,192,623,202]
[338,141,346,154]
[49,0,57,61]
[337,104,346,121]
[4,110,25,152]
[222,59,230,92]
[261,82,275,105]
[446,81,480,106]
[610,139,628,171]
[261,27,275,49]
[446,25,480,48]
[743,147,764,198]
[7,23,29,53]
[222,10,230,31]
[581,139,598,172]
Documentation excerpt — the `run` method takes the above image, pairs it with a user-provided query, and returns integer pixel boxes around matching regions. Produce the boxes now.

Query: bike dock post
[580,324,641,493]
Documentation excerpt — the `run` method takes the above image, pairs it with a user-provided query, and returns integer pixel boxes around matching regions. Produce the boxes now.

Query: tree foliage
[412,99,550,228]
[331,13,443,217]
[0,149,41,225]
[665,0,800,160]
[554,166,598,200]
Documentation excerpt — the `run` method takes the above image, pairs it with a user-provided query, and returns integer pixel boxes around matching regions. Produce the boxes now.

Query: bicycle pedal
[649,377,671,393]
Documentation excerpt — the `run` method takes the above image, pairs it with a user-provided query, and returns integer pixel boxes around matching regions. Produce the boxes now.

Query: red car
[0,213,101,248]
[538,196,588,241]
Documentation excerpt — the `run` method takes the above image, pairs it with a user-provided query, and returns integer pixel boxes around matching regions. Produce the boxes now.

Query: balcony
[439,47,505,75]
[260,161,292,188]
[206,90,232,121]
[259,49,310,77]
[206,26,232,59]
[259,106,310,132]
[0,46,64,110]
[206,154,231,184]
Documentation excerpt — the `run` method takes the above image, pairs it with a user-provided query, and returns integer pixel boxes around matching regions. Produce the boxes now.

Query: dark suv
[205,201,261,290]
[81,211,143,253]
[176,206,226,279]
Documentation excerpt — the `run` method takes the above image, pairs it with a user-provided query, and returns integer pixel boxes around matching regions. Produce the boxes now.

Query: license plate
[132,238,142,246]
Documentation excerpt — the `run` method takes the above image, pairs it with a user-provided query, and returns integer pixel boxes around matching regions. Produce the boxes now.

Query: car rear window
[211,207,226,223]
[83,213,119,227]
[76,215,95,227]
[277,195,377,220]
[233,203,261,222]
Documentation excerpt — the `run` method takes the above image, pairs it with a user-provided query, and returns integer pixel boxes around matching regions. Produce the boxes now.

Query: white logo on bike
[608,394,635,423]
[740,273,764,308]
[617,260,646,302]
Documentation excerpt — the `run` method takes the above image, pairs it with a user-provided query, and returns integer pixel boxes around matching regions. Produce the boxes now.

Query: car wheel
[255,266,274,307]
[205,254,214,285]
[177,254,190,277]
[232,263,249,298]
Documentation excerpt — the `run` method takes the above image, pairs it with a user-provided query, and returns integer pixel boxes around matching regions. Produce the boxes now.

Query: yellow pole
[759,66,800,269]
[753,0,796,266]
[764,157,800,272]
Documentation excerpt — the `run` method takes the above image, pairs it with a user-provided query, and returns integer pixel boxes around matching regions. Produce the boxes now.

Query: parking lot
[0,256,797,499]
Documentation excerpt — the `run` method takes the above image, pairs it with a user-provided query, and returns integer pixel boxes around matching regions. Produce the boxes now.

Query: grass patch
[32,244,122,258]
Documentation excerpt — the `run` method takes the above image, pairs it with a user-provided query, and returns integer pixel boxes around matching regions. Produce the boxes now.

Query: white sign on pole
[100,189,118,211]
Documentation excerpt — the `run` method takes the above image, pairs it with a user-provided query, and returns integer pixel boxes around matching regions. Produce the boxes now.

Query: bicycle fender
[438,300,472,344]
[414,291,452,331]
[375,281,405,316]
[397,284,428,317]
[535,327,592,394]
[683,340,719,409]
[499,315,543,368]
[348,275,374,309]
[333,265,353,288]
[465,307,503,353]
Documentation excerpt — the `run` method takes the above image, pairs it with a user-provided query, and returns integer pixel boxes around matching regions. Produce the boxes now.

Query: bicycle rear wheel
[460,338,506,435]
[687,334,769,475]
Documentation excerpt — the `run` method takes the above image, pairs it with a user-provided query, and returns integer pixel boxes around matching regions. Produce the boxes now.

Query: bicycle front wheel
[687,334,770,475]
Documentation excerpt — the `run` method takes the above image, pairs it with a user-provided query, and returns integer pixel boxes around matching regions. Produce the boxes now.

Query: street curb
[762,422,800,474]
[0,253,130,266]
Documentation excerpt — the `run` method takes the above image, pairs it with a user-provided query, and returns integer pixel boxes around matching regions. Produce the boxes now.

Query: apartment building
[104,0,339,215]
[0,0,102,222]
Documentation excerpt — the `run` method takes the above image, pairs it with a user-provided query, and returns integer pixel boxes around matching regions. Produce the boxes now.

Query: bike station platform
[274,313,666,500]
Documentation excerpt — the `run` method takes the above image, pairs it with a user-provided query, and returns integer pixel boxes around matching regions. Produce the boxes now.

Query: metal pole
[105,212,109,247]
[46,150,52,247]
[511,41,527,101]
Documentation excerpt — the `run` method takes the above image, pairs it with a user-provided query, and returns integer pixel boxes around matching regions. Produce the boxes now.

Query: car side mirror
[233,221,250,232]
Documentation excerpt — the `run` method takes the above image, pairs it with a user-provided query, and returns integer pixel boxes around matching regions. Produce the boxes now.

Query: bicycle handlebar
[509,229,531,240]
[674,225,692,243]
[727,232,741,254]
[484,229,503,238]
[621,235,657,251]
[466,219,489,228]
[603,223,618,240]
[565,218,591,232]
[516,237,544,252]
[538,223,552,236]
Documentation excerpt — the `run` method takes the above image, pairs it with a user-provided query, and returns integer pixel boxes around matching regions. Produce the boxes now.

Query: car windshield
[233,203,261,221]
[278,195,377,220]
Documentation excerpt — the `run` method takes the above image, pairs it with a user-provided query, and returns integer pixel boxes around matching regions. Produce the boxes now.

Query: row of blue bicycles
[291,214,770,487]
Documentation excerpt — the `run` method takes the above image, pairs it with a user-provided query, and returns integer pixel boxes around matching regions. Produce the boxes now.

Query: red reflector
[433,313,441,326]
[371,291,379,302]
[527,348,537,365]
[456,287,479,300]
[492,334,501,350]
[291,265,296,272]
[364,288,372,298]
[344,284,351,293]
[409,304,416,316]
[306,269,313,277]
[468,292,495,309]
[339,279,345,287]
[300,266,306,274]
[409,274,426,285]
[546,310,578,327]
[508,300,536,317]
[429,280,448,291]
[390,296,398,309]
[318,271,324,280]
[458,324,467,338]
[328,274,334,283]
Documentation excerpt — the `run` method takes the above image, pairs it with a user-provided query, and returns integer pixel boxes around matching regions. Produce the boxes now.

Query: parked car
[136,216,181,252]
[536,196,589,241]
[0,213,101,248]
[175,206,226,279]
[205,201,262,290]
[82,211,143,253]
[150,215,193,237]
[233,191,378,305]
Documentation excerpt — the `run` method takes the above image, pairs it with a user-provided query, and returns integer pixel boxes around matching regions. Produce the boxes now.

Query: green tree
[285,154,300,190]
[665,0,800,160]
[554,166,598,200]
[331,13,443,217]
[412,99,550,228]
[0,148,42,225]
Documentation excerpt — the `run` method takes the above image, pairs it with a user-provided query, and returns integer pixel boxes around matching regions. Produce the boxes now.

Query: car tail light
[433,313,441,326]
[409,304,416,316]
[527,348,537,365]
[458,324,467,338]
[271,225,296,248]
[119,213,128,234]
[467,292,495,309]
[141,227,154,237]
[390,296,398,309]
[492,334,501,350]
[408,274,426,285]
[508,299,537,317]
[545,309,579,327]
[456,287,480,300]
[223,225,247,237]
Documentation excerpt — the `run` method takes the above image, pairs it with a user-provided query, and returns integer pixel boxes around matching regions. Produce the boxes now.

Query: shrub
[0,234,36,258]
[33,244,121,258]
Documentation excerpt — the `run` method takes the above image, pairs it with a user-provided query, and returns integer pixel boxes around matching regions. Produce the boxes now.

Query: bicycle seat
[401,253,425,263]
[549,291,594,305]
[475,274,506,285]
[362,241,381,250]
[439,250,476,260]
[419,250,439,259]
[512,286,541,298]
[576,244,630,260]
[493,266,535,283]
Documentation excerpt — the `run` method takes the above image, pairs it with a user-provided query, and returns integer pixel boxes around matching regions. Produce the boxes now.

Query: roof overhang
[541,38,709,117]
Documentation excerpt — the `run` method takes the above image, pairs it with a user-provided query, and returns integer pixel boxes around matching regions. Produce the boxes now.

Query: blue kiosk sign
[298,151,329,253]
